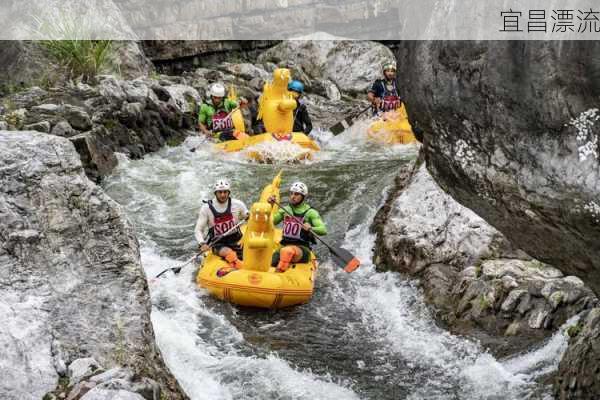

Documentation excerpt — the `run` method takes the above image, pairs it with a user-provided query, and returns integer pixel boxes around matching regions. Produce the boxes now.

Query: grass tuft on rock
[32,13,115,83]
[40,40,114,83]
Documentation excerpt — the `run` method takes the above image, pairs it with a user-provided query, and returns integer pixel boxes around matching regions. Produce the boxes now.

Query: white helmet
[382,61,397,72]
[289,181,308,196]
[209,83,226,98]
[213,179,231,192]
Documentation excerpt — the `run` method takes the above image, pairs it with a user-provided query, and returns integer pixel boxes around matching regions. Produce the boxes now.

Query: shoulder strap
[206,199,218,216]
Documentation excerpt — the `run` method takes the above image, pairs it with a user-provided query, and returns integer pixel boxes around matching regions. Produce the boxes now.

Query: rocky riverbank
[0,40,391,182]
[5,38,600,399]
[372,154,597,357]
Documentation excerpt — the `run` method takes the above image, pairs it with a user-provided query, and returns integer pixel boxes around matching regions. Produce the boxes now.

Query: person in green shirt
[198,82,247,142]
[267,181,327,272]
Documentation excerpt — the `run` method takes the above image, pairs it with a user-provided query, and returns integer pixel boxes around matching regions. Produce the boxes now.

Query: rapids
[103,121,570,400]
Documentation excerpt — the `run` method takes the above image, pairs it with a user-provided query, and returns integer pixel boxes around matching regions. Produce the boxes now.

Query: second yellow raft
[214,68,320,162]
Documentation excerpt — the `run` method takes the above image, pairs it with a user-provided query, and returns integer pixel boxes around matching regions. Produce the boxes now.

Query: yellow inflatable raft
[214,68,320,162]
[367,103,417,145]
[197,173,318,308]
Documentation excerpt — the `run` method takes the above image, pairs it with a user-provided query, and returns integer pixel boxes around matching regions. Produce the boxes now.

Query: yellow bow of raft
[367,103,417,145]
[197,172,318,309]
[214,68,320,162]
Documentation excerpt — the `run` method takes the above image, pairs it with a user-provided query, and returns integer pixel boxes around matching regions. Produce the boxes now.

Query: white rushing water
[103,122,572,400]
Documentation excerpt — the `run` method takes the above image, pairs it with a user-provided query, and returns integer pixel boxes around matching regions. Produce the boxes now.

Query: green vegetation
[4,109,25,129]
[40,40,114,83]
[113,319,127,365]
[478,294,492,311]
[104,119,117,130]
[566,322,583,338]
[526,260,546,270]
[32,12,115,83]
[166,136,185,147]
[149,70,162,81]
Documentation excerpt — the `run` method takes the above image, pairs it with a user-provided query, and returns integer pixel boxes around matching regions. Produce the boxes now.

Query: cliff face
[0,131,185,400]
[393,41,600,296]
[389,40,600,400]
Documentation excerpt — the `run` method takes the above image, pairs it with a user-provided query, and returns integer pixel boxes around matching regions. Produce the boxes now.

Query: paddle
[154,216,248,278]
[154,253,198,279]
[271,199,360,272]
[191,106,241,152]
[328,104,372,136]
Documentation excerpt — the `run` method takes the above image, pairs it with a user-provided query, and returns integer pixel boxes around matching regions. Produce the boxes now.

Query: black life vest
[281,206,316,248]
[379,80,401,111]
[206,199,242,244]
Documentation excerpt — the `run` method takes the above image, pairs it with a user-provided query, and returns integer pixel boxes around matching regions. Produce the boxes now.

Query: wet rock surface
[45,358,160,400]
[555,308,600,400]
[0,131,186,400]
[373,157,597,355]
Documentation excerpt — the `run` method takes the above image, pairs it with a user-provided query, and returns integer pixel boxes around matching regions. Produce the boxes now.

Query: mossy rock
[566,323,583,338]
[166,136,184,147]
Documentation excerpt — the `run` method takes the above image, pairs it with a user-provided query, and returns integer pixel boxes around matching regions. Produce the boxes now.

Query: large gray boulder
[258,40,395,95]
[376,163,518,274]
[0,131,185,400]
[393,41,600,297]
[390,40,600,399]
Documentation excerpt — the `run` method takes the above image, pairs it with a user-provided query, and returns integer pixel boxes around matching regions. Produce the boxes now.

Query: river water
[103,121,569,400]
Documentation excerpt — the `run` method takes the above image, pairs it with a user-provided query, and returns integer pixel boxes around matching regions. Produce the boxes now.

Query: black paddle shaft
[154,215,247,278]
[271,199,355,266]
[329,105,372,135]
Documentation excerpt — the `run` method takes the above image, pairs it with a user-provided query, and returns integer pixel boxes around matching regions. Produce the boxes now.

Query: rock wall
[0,131,186,400]
[142,40,279,74]
[389,40,600,399]
[392,41,600,296]
[116,0,401,40]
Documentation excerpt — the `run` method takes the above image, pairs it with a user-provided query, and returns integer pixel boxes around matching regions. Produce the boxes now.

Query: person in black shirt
[367,62,401,115]
[288,80,313,136]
